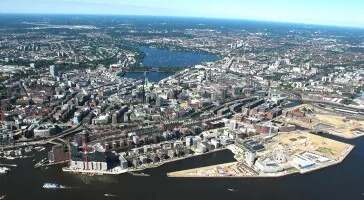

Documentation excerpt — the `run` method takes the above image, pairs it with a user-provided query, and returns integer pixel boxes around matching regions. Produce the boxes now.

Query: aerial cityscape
[0,1,364,200]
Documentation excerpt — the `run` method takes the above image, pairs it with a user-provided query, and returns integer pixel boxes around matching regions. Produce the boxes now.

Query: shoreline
[167,141,355,179]
[61,148,228,175]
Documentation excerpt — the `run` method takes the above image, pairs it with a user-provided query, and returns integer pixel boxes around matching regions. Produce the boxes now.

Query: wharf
[62,148,228,175]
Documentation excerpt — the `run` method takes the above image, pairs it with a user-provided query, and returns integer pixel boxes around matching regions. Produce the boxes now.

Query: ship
[0,194,5,200]
[43,183,66,189]
[0,167,10,174]
[34,158,48,168]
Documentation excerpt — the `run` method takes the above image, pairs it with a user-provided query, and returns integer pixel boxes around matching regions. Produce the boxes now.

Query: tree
[24,130,34,139]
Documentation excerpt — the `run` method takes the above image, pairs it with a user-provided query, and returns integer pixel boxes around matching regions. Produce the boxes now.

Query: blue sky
[1,0,364,27]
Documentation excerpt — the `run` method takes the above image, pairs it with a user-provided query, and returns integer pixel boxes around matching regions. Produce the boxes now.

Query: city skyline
[1,0,364,28]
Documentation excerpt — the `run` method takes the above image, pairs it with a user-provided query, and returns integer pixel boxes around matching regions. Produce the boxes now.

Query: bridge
[0,123,85,150]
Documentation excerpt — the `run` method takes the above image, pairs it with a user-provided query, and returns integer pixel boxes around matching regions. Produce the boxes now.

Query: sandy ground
[168,132,354,178]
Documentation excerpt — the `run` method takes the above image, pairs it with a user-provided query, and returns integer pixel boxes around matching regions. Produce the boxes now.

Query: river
[1,134,364,200]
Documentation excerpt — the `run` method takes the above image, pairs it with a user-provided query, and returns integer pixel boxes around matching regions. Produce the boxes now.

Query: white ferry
[0,167,10,174]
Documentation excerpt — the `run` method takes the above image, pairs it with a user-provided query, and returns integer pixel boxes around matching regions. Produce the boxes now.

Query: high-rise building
[221,88,227,99]
[246,150,256,167]
[156,96,164,107]
[50,65,58,77]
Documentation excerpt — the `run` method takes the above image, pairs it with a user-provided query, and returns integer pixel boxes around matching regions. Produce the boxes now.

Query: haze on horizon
[1,0,363,28]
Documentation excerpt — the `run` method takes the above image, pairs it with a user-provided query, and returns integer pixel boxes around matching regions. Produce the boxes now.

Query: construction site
[167,132,354,178]
[277,104,364,139]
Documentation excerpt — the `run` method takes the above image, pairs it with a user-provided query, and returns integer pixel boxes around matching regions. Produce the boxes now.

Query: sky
[1,0,364,27]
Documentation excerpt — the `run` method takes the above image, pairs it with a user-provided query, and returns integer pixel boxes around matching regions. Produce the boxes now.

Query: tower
[98,86,104,100]
[144,71,149,87]
[49,65,58,77]
[142,71,147,104]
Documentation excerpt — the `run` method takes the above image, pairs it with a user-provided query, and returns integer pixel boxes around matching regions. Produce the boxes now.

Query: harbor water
[1,135,364,200]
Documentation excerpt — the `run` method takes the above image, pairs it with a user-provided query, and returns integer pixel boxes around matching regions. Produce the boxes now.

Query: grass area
[316,147,336,156]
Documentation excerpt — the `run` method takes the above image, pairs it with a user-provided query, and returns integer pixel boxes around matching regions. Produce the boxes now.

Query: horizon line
[1,12,364,30]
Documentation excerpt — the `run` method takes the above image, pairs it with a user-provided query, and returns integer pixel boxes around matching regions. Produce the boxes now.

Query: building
[211,93,218,102]
[228,120,237,130]
[217,108,230,117]
[33,124,58,138]
[186,136,193,147]
[0,129,13,142]
[255,157,283,173]
[167,149,175,158]
[211,138,220,148]
[139,155,148,164]
[133,136,140,145]
[197,142,208,153]
[156,96,164,107]
[292,155,316,169]
[48,145,69,163]
[69,142,110,171]
[244,140,265,152]
[92,115,110,125]
[50,65,58,77]
[245,150,256,167]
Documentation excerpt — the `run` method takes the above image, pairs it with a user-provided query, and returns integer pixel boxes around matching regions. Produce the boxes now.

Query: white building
[255,157,283,173]
[211,138,220,149]
[245,151,256,167]
[133,136,140,145]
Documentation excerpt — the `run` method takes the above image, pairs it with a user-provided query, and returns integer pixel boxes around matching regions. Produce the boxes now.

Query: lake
[125,72,173,83]
[139,46,219,68]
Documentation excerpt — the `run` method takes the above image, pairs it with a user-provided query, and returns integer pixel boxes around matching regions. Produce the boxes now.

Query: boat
[24,146,33,153]
[35,158,49,168]
[0,194,6,200]
[228,188,237,192]
[104,194,117,197]
[35,146,46,152]
[128,172,150,176]
[43,183,66,189]
[0,167,10,174]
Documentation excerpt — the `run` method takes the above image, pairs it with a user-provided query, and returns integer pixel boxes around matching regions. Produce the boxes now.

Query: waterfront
[125,72,173,83]
[1,134,364,200]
